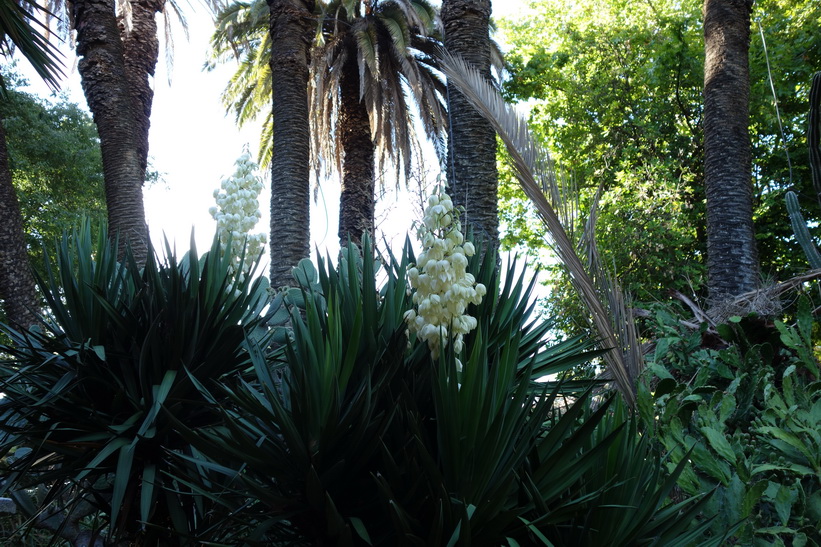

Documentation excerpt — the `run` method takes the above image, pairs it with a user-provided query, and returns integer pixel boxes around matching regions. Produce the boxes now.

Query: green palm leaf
[0,0,64,90]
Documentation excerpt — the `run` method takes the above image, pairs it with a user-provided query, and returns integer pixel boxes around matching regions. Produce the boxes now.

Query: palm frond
[0,0,64,90]
[379,5,411,53]
[437,50,640,404]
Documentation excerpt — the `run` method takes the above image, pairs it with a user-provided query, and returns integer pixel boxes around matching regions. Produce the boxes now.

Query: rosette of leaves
[169,237,711,545]
[0,222,270,545]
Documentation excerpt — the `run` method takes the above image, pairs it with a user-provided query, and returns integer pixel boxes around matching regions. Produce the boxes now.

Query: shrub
[640,299,821,546]
[172,238,711,546]
[0,224,269,545]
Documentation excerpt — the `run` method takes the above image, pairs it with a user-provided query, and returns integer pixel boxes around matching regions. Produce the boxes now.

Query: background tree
[441,0,498,248]
[268,0,314,287]
[0,74,105,328]
[703,0,758,301]
[1,76,106,275]
[210,0,446,251]
[0,0,64,328]
[500,0,820,332]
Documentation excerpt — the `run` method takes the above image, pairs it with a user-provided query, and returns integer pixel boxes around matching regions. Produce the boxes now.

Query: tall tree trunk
[268,0,314,288]
[703,0,758,301]
[441,0,498,248]
[0,116,38,328]
[70,0,150,264]
[120,0,164,176]
[338,42,375,247]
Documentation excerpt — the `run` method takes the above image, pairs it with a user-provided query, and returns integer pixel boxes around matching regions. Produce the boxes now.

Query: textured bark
[71,0,149,264]
[119,0,164,176]
[337,40,375,247]
[0,116,39,328]
[703,0,759,301]
[268,0,314,288]
[442,0,498,248]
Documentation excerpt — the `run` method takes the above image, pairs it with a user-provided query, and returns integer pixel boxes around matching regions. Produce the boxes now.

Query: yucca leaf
[140,462,157,525]
[110,442,136,529]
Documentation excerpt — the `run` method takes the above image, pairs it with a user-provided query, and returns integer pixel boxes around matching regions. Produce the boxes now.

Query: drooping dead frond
[306,0,446,190]
[438,50,640,404]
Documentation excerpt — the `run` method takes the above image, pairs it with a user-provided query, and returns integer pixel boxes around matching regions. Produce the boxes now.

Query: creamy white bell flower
[210,151,267,277]
[405,183,487,368]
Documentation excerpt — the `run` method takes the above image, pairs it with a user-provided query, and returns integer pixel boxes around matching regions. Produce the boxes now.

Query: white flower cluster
[209,152,266,277]
[404,185,486,367]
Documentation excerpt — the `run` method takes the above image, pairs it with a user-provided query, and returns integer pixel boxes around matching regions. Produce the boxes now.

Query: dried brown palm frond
[438,50,641,404]
[308,0,447,189]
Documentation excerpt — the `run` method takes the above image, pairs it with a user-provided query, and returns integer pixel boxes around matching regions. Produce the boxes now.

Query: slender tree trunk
[703,0,758,301]
[0,116,38,328]
[338,42,375,247]
[268,0,314,287]
[70,0,150,264]
[441,0,498,248]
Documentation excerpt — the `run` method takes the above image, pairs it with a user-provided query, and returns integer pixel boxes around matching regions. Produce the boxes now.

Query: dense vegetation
[500,0,821,330]
[0,0,820,545]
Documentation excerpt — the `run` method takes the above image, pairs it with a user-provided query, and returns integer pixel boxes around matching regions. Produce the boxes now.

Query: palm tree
[0,0,64,328]
[0,118,39,328]
[56,0,220,264]
[269,0,315,287]
[210,0,447,258]
[208,0,315,287]
[312,0,445,246]
[441,0,498,248]
[68,0,149,263]
[703,0,759,301]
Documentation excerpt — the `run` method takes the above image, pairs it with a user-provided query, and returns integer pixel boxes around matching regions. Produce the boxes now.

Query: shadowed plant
[0,222,269,545]
[167,237,710,545]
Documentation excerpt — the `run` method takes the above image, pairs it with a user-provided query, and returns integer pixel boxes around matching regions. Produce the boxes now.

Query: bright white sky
[17,0,527,269]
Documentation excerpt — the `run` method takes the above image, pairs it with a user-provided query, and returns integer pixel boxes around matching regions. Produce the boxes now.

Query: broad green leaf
[700,426,737,464]
[350,517,372,545]
[719,393,737,423]
[775,485,797,527]
[140,463,157,525]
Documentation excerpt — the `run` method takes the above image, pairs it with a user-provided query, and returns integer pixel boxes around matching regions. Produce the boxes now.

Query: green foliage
[0,73,106,277]
[167,237,710,545]
[0,223,270,544]
[640,299,821,545]
[0,0,64,89]
[499,0,821,333]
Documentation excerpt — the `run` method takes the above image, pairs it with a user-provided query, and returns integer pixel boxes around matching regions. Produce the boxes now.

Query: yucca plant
[0,223,269,545]
[538,398,716,546]
[168,236,711,545]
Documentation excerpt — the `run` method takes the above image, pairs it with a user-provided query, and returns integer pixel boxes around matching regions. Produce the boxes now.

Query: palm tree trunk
[70,0,149,264]
[703,0,758,301]
[0,116,38,328]
[268,0,314,287]
[338,43,375,247]
[120,0,165,176]
[442,0,498,248]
